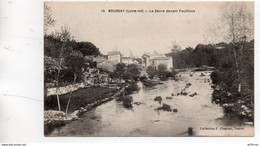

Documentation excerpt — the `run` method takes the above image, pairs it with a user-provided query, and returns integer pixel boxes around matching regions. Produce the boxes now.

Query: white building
[142,52,173,71]
[108,51,141,65]
[121,57,134,65]
[107,51,121,64]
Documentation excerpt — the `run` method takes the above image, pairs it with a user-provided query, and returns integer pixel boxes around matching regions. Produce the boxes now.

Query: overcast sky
[46,2,253,57]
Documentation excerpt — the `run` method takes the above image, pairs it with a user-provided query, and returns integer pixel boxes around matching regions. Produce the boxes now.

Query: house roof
[108,51,121,56]
[150,57,170,61]
[122,57,133,59]
[142,53,166,59]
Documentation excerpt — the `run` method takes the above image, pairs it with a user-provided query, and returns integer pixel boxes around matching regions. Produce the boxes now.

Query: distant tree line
[167,43,228,69]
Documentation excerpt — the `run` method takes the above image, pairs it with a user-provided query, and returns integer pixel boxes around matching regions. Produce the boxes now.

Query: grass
[44,86,119,113]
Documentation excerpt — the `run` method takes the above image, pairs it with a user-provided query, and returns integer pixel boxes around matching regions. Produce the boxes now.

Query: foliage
[44,86,118,113]
[125,83,140,95]
[157,64,167,80]
[124,64,141,81]
[44,3,55,34]
[64,51,85,82]
[44,36,100,59]
[44,56,59,83]
[109,63,141,82]
[97,60,116,73]
[210,41,254,93]
[45,34,101,85]
[146,64,176,80]
[167,46,194,69]
[210,40,254,121]
[122,96,133,108]
[146,66,156,79]
[110,63,126,81]
[73,42,100,56]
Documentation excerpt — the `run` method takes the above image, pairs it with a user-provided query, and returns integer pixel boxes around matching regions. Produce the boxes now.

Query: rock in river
[166,96,173,100]
[173,109,178,112]
[158,103,172,111]
[181,91,188,96]
[200,73,205,77]
[189,92,197,97]
[133,102,142,105]
[154,96,162,102]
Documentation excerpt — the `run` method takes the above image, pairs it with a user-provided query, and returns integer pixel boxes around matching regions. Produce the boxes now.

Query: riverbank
[44,83,131,135]
[211,89,254,125]
[45,85,120,113]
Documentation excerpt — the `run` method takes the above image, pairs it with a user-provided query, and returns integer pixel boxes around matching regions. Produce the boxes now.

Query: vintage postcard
[44,1,254,136]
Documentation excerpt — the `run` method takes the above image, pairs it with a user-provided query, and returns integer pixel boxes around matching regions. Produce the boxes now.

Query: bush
[122,96,133,108]
[157,64,168,80]
[147,66,156,79]
[125,83,140,95]
[140,75,148,82]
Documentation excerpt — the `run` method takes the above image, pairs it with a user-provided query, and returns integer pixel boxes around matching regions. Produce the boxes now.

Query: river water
[50,71,253,136]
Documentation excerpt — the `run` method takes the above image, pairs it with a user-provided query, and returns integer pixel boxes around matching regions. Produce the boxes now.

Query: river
[49,71,253,136]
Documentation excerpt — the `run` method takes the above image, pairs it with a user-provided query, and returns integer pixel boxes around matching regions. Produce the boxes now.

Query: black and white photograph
[43,1,254,137]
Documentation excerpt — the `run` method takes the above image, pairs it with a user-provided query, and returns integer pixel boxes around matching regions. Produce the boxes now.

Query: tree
[124,64,141,82]
[212,2,254,93]
[166,41,195,69]
[52,26,73,111]
[169,40,182,54]
[157,64,167,80]
[74,42,100,56]
[97,60,116,73]
[147,66,156,79]
[44,3,55,34]
[111,63,126,82]
[44,56,59,83]
[64,51,85,114]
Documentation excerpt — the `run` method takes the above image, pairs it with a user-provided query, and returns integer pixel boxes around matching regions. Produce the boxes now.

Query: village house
[121,57,140,65]
[107,51,141,65]
[142,51,173,71]
[107,51,121,64]
[121,57,133,65]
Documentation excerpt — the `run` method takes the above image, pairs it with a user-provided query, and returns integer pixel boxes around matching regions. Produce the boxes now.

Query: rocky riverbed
[47,71,254,136]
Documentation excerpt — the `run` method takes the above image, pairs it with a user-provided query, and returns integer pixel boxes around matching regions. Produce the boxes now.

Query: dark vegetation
[44,86,118,113]
[166,43,228,69]
[210,41,254,122]
[125,83,140,95]
[146,64,176,81]
[44,34,100,85]
[122,96,133,108]
[166,40,254,122]
[109,63,141,82]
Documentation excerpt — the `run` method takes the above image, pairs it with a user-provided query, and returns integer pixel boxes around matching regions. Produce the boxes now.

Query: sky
[46,2,253,57]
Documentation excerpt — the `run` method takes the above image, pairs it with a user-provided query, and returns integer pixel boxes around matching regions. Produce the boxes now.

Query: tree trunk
[56,58,62,111]
[233,47,242,93]
[56,94,61,111]
[234,51,241,92]
[65,91,73,114]
[231,15,242,93]
[65,75,77,114]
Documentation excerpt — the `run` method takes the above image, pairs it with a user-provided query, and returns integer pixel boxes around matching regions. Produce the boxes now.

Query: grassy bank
[45,86,119,113]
